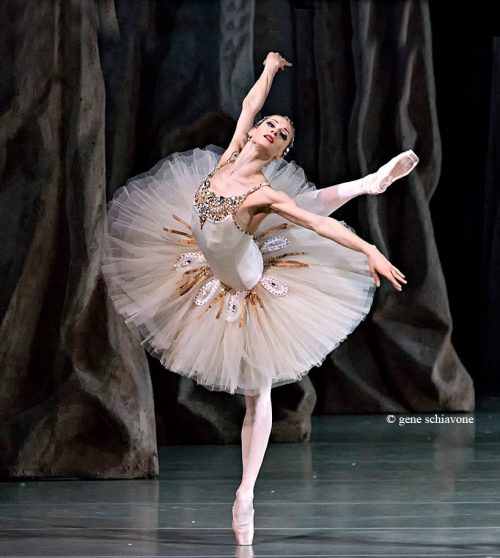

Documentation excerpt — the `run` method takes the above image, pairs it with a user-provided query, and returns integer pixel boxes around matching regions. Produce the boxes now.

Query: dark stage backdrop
[0,0,495,478]
[428,3,499,396]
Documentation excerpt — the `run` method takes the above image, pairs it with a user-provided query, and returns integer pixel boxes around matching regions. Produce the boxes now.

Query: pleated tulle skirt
[102,145,376,395]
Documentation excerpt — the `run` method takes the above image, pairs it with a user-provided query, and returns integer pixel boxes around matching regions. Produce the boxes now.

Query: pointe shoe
[232,504,255,545]
[363,149,420,195]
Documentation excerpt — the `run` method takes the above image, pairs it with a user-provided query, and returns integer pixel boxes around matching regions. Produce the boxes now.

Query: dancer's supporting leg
[233,383,273,524]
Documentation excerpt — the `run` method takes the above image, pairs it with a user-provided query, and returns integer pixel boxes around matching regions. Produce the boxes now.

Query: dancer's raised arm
[245,52,292,111]
[218,52,292,163]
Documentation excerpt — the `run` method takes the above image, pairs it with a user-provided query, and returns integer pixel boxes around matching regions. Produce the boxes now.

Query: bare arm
[268,189,374,255]
[263,188,407,291]
[244,52,292,112]
[217,53,293,164]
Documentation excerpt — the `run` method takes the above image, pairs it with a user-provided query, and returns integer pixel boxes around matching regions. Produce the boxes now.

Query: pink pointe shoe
[232,504,255,545]
[362,149,420,195]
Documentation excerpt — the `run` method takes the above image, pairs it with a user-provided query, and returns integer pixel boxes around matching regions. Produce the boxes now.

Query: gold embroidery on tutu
[162,213,197,245]
[176,267,211,296]
[264,251,309,268]
[202,287,269,328]
[166,201,312,327]
[253,222,296,240]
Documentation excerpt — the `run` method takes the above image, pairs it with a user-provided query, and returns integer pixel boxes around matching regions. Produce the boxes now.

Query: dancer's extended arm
[262,188,407,290]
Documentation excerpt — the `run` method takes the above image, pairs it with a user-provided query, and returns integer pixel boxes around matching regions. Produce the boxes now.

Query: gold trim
[271,260,309,268]
[162,226,192,238]
[215,291,227,320]
[264,251,309,269]
[161,226,197,245]
[172,213,192,230]
[254,222,296,239]
[239,296,247,328]
[207,286,230,311]
[176,268,209,295]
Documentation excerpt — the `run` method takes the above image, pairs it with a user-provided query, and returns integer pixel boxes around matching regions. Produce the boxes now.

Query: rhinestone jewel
[226,291,245,321]
[193,178,246,229]
[194,279,221,306]
[174,251,207,271]
[259,235,290,254]
[259,275,288,296]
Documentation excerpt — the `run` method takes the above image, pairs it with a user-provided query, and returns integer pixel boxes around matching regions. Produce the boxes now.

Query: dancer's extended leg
[294,150,419,216]
[233,384,272,525]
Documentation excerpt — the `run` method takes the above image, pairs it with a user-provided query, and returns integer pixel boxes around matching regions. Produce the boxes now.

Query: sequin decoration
[193,178,247,230]
[232,214,254,236]
[226,291,246,322]
[259,275,289,296]
[259,235,290,254]
[174,251,207,271]
[162,213,213,296]
[194,279,221,306]
[193,167,269,233]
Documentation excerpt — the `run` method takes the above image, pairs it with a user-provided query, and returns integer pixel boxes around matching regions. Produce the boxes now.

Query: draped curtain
[1,0,489,478]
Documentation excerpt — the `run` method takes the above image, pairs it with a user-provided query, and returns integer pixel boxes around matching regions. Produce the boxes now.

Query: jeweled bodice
[194,177,249,231]
[190,157,270,291]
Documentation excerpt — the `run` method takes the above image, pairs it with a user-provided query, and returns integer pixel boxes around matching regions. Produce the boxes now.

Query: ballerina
[102,51,419,546]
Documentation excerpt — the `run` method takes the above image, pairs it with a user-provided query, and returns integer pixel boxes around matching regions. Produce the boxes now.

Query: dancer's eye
[267,121,288,141]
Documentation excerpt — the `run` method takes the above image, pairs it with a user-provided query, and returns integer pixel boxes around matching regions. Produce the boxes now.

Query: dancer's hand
[366,246,407,291]
[262,52,292,72]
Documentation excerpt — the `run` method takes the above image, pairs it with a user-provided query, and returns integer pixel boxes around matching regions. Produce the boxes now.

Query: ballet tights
[233,384,272,525]
[230,167,394,526]
[230,152,419,526]
[319,176,374,213]
[295,150,419,216]
[294,173,379,216]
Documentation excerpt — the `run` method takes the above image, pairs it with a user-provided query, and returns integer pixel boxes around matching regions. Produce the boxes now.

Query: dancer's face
[249,115,293,160]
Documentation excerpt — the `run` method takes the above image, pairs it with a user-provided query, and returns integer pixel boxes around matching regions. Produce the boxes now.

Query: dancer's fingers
[388,273,402,291]
[391,267,407,283]
[392,266,405,278]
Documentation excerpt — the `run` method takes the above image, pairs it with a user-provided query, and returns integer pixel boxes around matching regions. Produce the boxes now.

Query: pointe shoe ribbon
[362,149,419,195]
[232,505,255,545]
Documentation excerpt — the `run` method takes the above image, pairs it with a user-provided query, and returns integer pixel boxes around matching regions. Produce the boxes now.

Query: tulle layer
[102,145,376,395]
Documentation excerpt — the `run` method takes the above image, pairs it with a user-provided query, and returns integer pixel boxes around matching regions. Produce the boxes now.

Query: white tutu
[102,144,376,395]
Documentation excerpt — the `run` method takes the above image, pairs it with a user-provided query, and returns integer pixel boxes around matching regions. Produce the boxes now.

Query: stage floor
[1,397,499,557]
